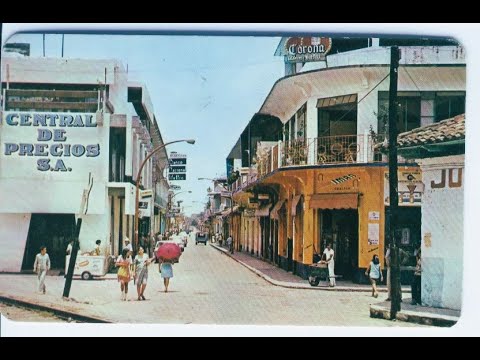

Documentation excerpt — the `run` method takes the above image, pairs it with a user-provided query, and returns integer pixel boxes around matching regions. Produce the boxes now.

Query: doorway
[319,209,358,279]
[22,214,76,271]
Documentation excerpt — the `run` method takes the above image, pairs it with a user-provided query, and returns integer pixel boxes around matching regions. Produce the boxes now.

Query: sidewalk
[210,243,402,292]
[210,243,460,327]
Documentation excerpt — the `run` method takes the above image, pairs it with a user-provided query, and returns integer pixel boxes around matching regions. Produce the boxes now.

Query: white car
[168,235,186,251]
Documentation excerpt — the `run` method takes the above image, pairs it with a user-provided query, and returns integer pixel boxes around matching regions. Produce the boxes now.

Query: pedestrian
[227,235,234,254]
[411,250,422,305]
[116,248,132,301]
[66,240,73,255]
[33,246,50,294]
[365,254,383,298]
[134,246,155,301]
[159,259,174,293]
[385,244,409,301]
[93,239,102,256]
[124,237,133,252]
[323,243,336,287]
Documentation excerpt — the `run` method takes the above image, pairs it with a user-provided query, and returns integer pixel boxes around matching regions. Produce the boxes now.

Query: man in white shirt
[33,246,51,294]
[124,238,133,252]
[323,243,336,287]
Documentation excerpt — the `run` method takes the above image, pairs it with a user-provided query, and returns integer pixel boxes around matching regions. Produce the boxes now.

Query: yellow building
[226,37,465,282]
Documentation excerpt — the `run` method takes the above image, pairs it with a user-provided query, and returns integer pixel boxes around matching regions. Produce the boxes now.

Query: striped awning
[309,193,359,209]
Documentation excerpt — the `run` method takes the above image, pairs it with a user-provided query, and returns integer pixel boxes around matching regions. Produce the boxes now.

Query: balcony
[231,134,410,193]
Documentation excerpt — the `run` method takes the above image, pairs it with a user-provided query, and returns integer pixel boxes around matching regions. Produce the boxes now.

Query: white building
[0,56,169,272]
[397,114,465,310]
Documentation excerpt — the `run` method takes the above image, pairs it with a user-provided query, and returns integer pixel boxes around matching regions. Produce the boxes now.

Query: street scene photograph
[0,25,468,333]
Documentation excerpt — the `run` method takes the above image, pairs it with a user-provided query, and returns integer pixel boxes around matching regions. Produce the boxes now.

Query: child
[116,248,132,301]
[33,246,51,294]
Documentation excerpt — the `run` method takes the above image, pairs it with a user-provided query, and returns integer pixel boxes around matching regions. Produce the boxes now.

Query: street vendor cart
[65,255,109,280]
[308,262,329,286]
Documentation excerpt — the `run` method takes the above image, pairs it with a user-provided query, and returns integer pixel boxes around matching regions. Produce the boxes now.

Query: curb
[0,295,112,323]
[209,243,406,293]
[369,304,459,327]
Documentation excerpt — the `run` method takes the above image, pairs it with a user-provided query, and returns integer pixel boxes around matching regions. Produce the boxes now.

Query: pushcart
[308,262,329,286]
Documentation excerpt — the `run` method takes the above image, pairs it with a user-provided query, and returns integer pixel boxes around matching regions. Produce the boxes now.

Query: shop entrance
[319,209,358,279]
[21,214,76,271]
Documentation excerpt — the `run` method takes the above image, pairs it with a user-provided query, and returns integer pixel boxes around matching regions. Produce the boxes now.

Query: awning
[270,199,286,220]
[310,193,359,209]
[291,195,303,216]
[255,203,272,217]
[221,205,240,218]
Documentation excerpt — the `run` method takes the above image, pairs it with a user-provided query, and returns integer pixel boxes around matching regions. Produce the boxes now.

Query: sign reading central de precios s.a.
[1,112,100,172]
[168,152,187,181]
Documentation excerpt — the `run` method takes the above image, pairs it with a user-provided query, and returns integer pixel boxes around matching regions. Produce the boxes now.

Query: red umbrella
[156,242,182,261]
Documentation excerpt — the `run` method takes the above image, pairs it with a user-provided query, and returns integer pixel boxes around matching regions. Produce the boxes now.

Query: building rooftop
[397,113,465,148]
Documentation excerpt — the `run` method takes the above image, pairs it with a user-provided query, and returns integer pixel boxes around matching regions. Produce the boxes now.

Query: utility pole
[63,173,93,298]
[388,46,401,319]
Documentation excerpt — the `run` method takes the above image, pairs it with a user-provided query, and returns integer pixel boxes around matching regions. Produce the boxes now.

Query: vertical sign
[168,152,187,181]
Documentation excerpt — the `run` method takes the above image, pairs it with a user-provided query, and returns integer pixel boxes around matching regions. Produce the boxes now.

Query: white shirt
[34,253,51,272]
[125,243,133,252]
[323,248,335,262]
[66,243,73,255]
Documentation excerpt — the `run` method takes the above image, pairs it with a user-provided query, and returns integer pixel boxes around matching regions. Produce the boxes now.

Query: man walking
[227,235,234,254]
[34,246,51,294]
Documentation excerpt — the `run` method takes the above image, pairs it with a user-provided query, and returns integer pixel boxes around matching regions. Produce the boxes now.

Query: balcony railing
[232,134,404,193]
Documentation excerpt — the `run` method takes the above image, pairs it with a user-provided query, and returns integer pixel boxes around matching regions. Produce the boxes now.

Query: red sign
[284,37,332,63]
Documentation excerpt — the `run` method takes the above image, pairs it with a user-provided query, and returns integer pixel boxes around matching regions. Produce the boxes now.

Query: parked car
[196,232,208,245]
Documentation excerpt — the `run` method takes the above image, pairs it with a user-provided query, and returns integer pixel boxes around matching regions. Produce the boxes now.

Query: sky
[3,32,284,215]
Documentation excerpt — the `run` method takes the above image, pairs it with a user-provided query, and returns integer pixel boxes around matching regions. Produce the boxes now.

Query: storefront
[237,164,422,282]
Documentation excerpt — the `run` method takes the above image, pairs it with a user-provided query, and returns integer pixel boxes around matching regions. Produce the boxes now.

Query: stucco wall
[0,213,31,272]
[419,155,464,310]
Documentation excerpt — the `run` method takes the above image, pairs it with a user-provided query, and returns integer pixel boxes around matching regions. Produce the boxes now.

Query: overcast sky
[4,32,284,215]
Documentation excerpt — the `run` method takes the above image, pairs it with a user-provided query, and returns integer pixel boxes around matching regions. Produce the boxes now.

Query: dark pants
[411,275,421,305]
[229,242,234,254]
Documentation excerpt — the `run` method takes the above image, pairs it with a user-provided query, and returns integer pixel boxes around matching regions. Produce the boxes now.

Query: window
[317,94,357,137]
[434,93,465,122]
[378,94,420,134]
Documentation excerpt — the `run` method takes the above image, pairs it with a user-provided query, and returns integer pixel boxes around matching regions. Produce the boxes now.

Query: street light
[134,139,195,252]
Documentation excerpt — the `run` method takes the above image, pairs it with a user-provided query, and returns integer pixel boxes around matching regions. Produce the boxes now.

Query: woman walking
[365,254,383,298]
[134,246,155,301]
[116,248,132,301]
[159,259,174,293]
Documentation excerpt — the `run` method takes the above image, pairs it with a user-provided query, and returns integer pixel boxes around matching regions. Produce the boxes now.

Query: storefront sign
[368,211,380,221]
[1,112,100,172]
[0,110,108,214]
[283,37,332,63]
[168,152,187,181]
[384,170,424,206]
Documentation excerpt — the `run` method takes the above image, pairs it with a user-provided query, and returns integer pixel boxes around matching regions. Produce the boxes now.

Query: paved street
[0,240,425,326]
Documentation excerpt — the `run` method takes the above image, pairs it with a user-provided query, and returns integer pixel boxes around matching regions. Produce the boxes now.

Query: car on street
[196,232,208,245]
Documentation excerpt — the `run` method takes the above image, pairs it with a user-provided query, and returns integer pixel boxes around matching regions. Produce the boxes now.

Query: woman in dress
[134,246,155,301]
[116,248,132,301]
[160,258,174,293]
[365,254,383,298]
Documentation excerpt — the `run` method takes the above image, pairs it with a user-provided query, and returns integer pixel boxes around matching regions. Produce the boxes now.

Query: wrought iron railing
[233,134,395,193]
